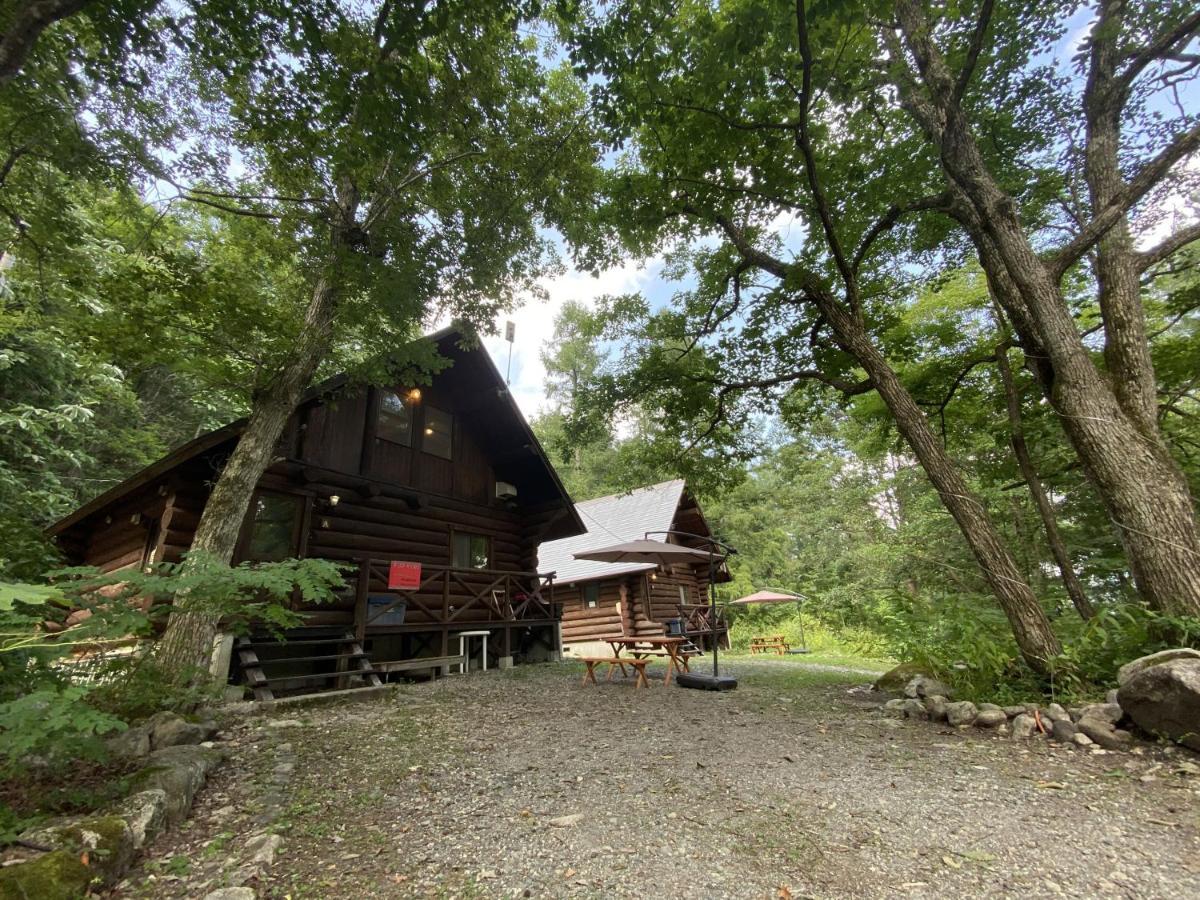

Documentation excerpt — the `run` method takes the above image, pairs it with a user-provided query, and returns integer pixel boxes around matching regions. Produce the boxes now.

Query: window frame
[583,582,601,609]
[421,404,453,460]
[235,490,306,564]
[450,530,491,570]
[376,389,415,448]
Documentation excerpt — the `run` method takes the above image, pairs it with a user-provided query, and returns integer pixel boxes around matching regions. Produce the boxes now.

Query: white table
[454,630,490,673]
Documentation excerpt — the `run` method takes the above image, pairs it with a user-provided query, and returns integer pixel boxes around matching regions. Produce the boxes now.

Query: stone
[106,723,152,761]
[149,712,212,749]
[1011,713,1037,739]
[1072,732,1094,747]
[978,702,1002,712]
[1106,688,1120,705]
[873,663,932,693]
[1051,719,1077,743]
[549,814,584,827]
[904,675,953,700]
[247,832,283,865]
[945,701,978,727]
[63,608,93,627]
[109,790,167,850]
[974,709,1007,728]
[924,695,949,722]
[900,699,928,720]
[203,889,256,900]
[1117,648,1200,686]
[1044,703,1070,722]
[130,745,224,825]
[1003,705,1030,718]
[20,815,135,886]
[1118,659,1200,750]
[1068,706,1085,722]
[265,718,304,728]
[883,698,908,716]
[0,850,91,900]
[1078,703,1123,727]
[1076,718,1132,751]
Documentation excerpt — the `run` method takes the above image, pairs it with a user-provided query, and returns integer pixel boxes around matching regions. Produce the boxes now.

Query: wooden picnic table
[750,634,789,655]
[606,636,691,686]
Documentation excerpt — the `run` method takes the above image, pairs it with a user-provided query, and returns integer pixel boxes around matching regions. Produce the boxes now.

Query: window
[583,583,600,609]
[422,405,453,459]
[377,390,413,446]
[451,532,490,569]
[243,493,303,562]
[679,585,689,605]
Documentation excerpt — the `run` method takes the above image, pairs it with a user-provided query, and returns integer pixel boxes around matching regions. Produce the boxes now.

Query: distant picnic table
[606,635,692,686]
[750,635,789,655]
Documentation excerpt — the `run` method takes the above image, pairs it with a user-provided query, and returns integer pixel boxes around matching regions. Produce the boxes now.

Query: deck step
[253,652,368,665]
[235,634,382,701]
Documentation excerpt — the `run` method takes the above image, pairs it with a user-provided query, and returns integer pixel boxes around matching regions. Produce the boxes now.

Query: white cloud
[480,256,661,420]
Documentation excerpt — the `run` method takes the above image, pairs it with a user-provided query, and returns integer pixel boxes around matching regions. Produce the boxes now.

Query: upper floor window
[377,390,413,446]
[241,492,303,562]
[422,405,453,459]
[452,532,490,569]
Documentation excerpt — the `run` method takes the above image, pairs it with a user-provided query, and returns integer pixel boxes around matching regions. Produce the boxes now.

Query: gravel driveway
[116,659,1200,899]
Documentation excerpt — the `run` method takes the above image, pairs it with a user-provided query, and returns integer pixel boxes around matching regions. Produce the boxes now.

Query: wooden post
[354,559,370,642]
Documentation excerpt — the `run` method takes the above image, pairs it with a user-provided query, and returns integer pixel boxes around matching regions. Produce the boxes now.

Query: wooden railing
[677,603,729,636]
[352,559,556,639]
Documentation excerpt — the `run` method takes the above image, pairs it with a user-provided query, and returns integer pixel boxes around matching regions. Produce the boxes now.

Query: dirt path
[115,659,1200,899]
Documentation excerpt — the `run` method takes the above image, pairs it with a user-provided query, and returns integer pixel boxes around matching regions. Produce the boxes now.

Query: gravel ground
[114,658,1200,899]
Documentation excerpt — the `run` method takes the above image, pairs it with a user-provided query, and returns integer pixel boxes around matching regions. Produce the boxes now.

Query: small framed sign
[387,560,422,590]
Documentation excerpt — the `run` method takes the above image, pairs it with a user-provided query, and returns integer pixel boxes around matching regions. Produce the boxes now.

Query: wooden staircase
[235,632,383,701]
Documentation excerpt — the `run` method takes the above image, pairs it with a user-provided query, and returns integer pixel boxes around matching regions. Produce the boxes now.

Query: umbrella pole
[709,550,718,677]
[797,599,807,652]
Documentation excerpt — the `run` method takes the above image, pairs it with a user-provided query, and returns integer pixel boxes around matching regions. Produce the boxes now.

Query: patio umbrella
[574,534,735,686]
[731,588,809,652]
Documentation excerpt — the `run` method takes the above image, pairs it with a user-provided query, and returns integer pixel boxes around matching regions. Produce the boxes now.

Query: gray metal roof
[537,479,687,585]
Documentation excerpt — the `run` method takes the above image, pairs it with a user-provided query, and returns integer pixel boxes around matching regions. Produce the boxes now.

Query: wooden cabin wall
[81,490,167,573]
[560,579,627,644]
[636,567,704,625]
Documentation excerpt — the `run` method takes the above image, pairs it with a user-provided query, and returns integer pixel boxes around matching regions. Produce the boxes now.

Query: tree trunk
[893,0,1200,619]
[819,300,1062,674]
[154,271,341,678]
[994,345,1095,620]
[0,0,94,85]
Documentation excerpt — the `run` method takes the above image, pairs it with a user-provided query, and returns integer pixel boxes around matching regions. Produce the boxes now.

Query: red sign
[388,560,422,590]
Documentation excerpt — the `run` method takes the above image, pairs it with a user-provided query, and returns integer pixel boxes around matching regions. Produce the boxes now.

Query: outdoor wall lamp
[328,494,340,507]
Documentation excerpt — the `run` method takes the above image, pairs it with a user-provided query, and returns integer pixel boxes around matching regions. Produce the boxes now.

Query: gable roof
[48,328,584,541]
[537,479,690,585]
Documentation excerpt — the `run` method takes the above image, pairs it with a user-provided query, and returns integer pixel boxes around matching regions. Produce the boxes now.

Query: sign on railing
[388,560,422,590]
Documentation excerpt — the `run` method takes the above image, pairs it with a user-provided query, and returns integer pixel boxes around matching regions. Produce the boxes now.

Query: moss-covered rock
[129,745,223,824]
[873,662,932,693]
[21,814,134,886]
[0,850,92,900]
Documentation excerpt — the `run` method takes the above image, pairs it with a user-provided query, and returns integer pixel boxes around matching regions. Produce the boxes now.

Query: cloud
[481,256,662,420]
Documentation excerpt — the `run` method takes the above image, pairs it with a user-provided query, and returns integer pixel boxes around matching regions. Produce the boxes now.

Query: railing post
[354,559,370,642]
[442,569,450,623]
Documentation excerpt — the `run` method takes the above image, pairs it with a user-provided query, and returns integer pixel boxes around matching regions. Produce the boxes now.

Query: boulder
[0,850,91,900]
[110,790,167,850]
[1044,703,1070,723]
[1050,719,1077,743]
[977,702,1002,712]
[1010,713,1037,739]
[130,745,224,824]
[1077,703,1123,727]
[149,712,214,750]
[900,699,928,719]
[904,675,954,700]
[1003,705,1031,718]
[873,663,933,693]
[1117,659,1200,751]
[945,701,978,727]
[1117,648,1200,687]
[1076,717,1132,751]
[1072,732,1094,748]
[883,698,908,717]
[106,722,152,761]
[20,815,135,887]
[924,695,949,722]
[63,608,93,628]
[974,709,1007,728]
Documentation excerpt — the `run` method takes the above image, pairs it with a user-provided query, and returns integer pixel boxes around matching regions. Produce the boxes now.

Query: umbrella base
[676,672,738,691]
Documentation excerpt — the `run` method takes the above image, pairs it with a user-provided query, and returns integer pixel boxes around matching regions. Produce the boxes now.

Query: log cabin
[536,480,730,656]
[47,328,585,698]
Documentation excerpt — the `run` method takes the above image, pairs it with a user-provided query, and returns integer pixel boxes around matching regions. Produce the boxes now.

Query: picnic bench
[373,655,466,679]
[750,635,790,655]
[579,656,650,689]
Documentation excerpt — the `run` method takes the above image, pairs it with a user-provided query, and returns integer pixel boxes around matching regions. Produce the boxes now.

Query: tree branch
[953,0,995,103]
[1048,119,1200,277]
[0,0,92,86]
[852,192,951,274]
[1136,219,1200,272]
[1119,9,1200,89]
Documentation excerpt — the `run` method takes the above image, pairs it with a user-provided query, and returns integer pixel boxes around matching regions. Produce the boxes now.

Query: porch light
[424,427,434,436]
[407,388,422,402]
[328,494,340,507]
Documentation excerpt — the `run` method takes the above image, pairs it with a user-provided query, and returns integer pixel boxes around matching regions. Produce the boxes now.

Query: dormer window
[377,390,413,446]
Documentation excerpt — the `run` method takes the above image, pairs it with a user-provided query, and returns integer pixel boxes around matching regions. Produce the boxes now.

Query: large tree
[153,0,600,676]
